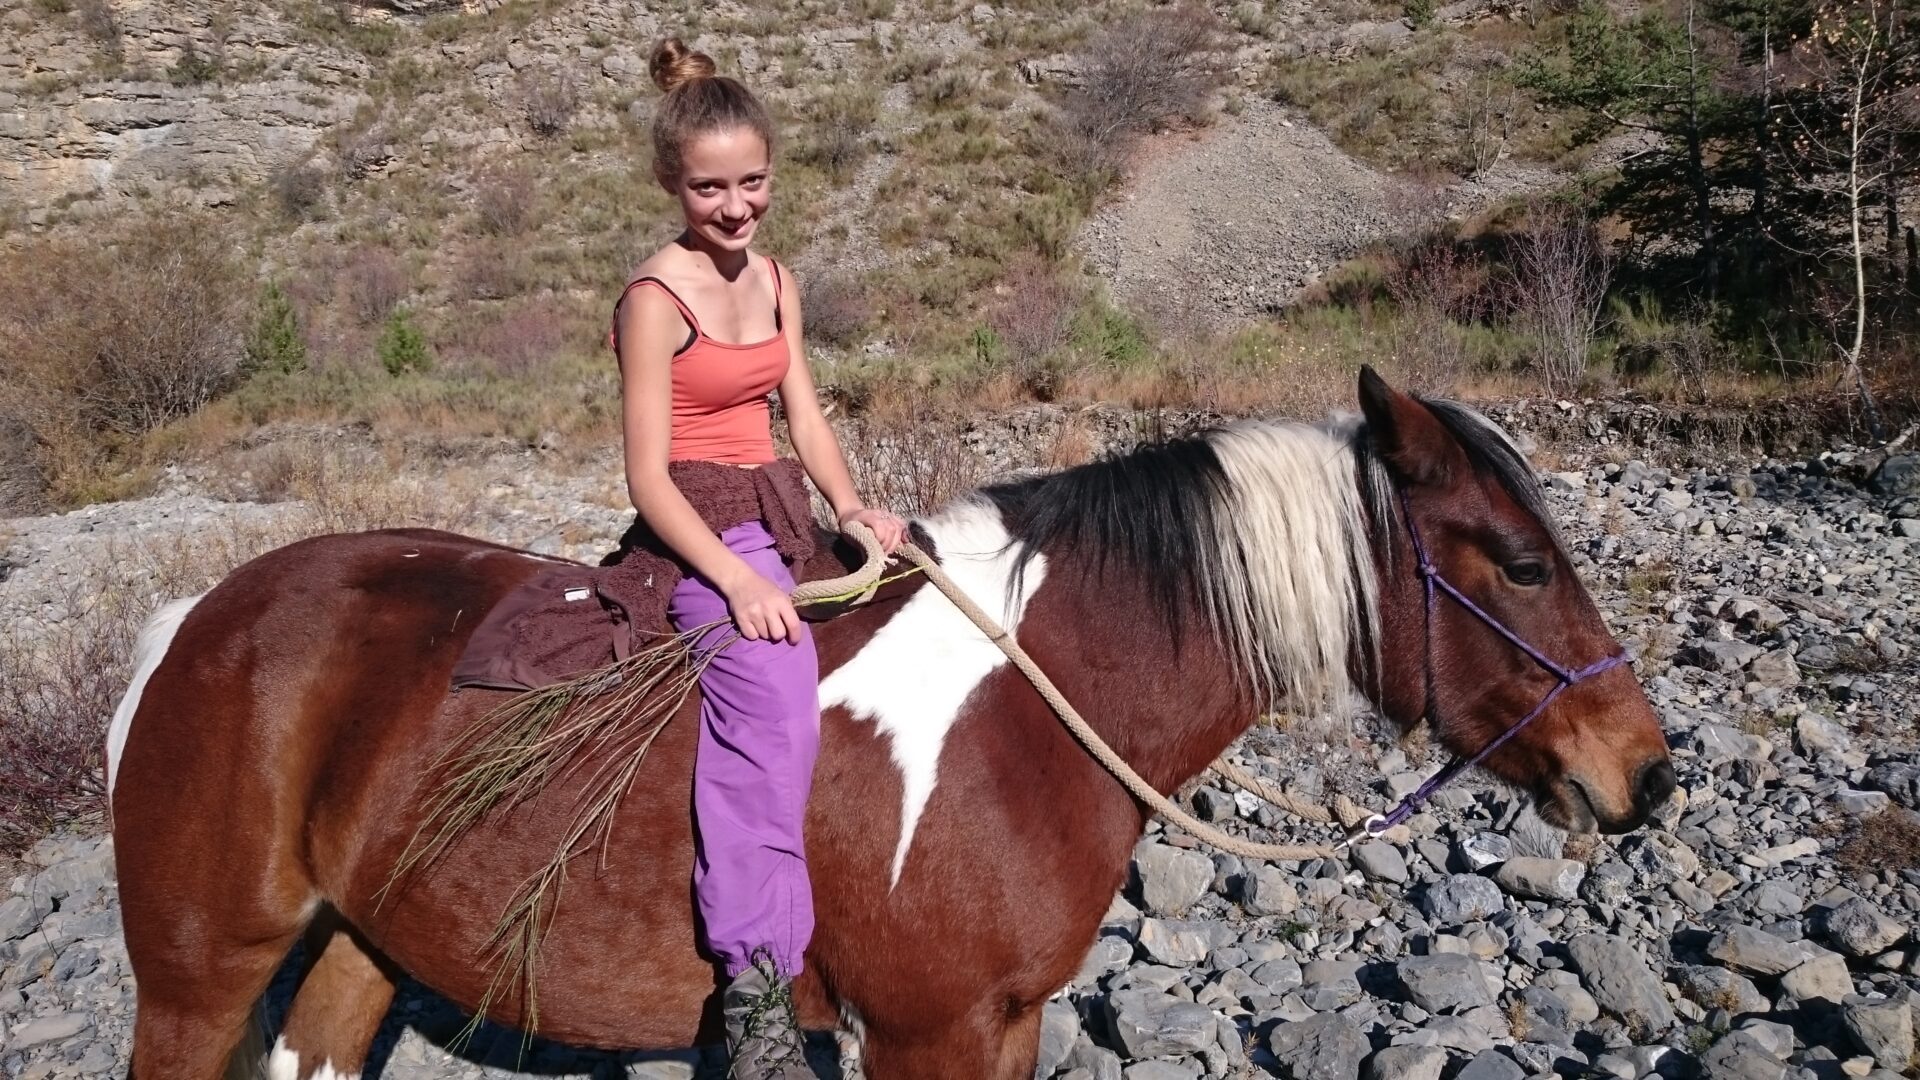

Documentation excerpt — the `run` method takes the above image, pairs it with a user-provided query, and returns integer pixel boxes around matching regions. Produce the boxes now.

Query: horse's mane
[981,397,1555,722]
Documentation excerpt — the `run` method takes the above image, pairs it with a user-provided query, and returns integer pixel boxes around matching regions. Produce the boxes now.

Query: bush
[1505,207,1613,393]
[245,282,308,376]
[987,258,1081,372]
[802,273,873,349]
[519,70,580,139]
[461,301,567,376]
[0,212,249,502]
[792,86,881,184]
[473,164,538,236]
[168,40,219,85]
[342,246,409,324]
[1057,4,1227,173]
[270,159,329,220]
[378,307,432,375]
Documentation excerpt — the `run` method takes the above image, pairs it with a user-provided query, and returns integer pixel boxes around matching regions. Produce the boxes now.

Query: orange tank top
[609,258,791,466]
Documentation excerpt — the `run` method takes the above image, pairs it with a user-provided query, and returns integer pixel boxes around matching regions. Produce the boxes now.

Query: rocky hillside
[4,403,1920,1078]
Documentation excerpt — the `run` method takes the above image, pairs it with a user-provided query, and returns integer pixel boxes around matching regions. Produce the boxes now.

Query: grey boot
[722,949,814,1079]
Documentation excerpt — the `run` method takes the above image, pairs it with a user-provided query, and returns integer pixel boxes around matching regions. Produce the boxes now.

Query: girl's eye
[1504,560,1549,587]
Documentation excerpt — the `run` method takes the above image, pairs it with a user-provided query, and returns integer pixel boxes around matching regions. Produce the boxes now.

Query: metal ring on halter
[1337,814,1388,850]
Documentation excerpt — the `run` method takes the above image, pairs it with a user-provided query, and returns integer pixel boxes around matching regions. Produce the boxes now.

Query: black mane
[979,434,1230,642]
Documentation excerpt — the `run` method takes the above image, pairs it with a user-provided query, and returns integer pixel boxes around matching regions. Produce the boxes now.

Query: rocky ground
[4,407,1920,1079]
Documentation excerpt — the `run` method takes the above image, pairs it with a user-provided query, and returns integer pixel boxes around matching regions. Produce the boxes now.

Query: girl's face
[663,127,772,253]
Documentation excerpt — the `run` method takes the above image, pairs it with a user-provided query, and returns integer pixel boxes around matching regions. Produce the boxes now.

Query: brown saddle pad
[449,526,891,694]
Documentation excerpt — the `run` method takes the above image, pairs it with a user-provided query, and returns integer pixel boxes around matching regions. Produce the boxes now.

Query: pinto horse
[107,369,1674,1079]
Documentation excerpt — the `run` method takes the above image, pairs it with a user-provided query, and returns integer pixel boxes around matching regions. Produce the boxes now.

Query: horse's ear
[1357,365,1463,489]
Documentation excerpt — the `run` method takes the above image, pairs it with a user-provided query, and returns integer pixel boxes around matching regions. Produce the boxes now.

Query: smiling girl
[609,36,905,1078]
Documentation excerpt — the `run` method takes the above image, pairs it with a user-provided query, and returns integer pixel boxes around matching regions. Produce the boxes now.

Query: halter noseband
[1346,487,1629,844]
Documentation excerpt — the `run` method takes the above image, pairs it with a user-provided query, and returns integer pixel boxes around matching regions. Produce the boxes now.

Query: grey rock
[1420,874,1505,926]
[1105,988,1218,1058]
[1038,1000,1078,1074]
[1078,935,1136,983]
[1349,841,1407,884]
[1299,959,1363,1011]
[1778,950,1852,1004]
[1868,454,1920,497]
[1707,925,1812,977]
[1135,843,1214,916]
[7,1010,91,1048]
[1671,965,1771,1015]
[1818,897,1908,958]
[1454,1048,1526,1080]
[1457,832,1513,871]
[1266,1012,1369,1080]
[1121,1062,1199,1080]
[1494,857,1585,901]
[1396,953,1495,1013]
[1842,999,1915,1070]
[1567,933,1677,1033]
[0,893,53,942]
[1700,1029,1789,1080]
[1366,1044,1446,1080]
[1866,764,1920,810]
[1243,866,1300,916]
[1694,640,1765,673]
[1750,650,1802,688]
[1137,919,1212,967]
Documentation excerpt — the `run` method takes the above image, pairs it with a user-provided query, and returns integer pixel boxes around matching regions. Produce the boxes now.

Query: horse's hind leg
[270,912,399,1079]
[124,910,308,1080]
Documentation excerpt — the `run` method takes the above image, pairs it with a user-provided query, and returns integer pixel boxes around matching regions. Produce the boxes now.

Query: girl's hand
[839,507,907,555]
[721,572,803,643]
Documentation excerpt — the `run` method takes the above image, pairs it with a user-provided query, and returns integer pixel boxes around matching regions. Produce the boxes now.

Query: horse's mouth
[1537,777,1600,835]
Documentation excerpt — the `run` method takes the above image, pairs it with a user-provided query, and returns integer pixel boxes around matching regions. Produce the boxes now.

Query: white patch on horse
[265,1036,357,1080]
[107,594,203,798]
[819,500,1045,890]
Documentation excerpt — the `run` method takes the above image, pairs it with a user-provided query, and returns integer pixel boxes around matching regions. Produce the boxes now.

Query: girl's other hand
[839,507,907,555]
[721,572,803,643]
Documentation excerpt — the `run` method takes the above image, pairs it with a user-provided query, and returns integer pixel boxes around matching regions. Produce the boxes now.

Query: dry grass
[0,452,481,857]
[1831,808,1920,874]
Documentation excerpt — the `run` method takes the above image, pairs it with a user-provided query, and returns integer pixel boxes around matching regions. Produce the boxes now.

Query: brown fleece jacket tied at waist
[450,459,819,693]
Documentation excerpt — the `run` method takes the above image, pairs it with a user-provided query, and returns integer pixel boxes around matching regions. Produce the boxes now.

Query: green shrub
[378,307,432,375]
[245,282,308,376]
[168,41,220,85]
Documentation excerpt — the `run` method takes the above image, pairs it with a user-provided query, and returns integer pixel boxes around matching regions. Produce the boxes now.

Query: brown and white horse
[107,369,1673,1079]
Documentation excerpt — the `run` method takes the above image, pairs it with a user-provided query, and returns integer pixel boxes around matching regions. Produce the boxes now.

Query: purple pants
[669,520,820,979]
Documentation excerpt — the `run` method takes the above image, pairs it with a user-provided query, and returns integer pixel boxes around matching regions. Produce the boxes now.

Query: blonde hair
[648,37,776,181]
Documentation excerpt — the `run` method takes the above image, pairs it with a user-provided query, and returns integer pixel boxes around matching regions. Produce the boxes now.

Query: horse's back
[110,528,549,904]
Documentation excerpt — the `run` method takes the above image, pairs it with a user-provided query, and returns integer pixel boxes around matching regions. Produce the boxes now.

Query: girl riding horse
[610,36,906,1078]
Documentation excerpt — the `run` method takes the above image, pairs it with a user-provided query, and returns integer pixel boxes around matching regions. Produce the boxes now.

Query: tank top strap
[767,256,784,331]
[618,276,705,339]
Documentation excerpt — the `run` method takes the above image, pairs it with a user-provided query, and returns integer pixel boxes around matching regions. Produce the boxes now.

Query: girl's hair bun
[650,37,717,93]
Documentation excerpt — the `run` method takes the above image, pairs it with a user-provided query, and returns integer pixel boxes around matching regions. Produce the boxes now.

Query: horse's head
[1355,367,1674,834]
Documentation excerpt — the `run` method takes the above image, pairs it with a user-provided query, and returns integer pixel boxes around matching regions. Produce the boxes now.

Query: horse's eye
[1505,560,1550,587]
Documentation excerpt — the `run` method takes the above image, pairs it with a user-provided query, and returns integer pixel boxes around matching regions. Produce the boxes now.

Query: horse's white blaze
[819,500,1045,890]
[265,1037,357,1080]
[106,594,202,798]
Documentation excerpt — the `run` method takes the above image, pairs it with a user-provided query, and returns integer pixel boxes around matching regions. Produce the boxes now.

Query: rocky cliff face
[0,1,376,215]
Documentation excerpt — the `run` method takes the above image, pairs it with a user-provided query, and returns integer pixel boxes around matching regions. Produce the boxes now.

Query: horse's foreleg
[269,912,399,1079]
[857,1003,1043,1080]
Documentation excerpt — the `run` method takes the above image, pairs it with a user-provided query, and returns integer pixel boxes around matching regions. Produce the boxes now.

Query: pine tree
[243,281,307,376]
[378,306,432,376]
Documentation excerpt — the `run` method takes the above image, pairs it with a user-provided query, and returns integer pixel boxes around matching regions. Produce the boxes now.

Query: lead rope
[799,524,1376,862]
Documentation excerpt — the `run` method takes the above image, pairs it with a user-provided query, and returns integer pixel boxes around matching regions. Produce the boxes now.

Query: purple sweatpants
[669,520,821,979]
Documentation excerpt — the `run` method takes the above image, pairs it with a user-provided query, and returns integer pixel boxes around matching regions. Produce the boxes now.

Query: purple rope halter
[1348,487,1630,843]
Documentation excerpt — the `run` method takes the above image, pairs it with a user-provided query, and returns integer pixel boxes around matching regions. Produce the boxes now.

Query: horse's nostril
[1636,758,1677,810]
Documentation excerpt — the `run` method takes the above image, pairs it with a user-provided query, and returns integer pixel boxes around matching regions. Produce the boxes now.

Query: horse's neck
[1025,574,1258,799]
